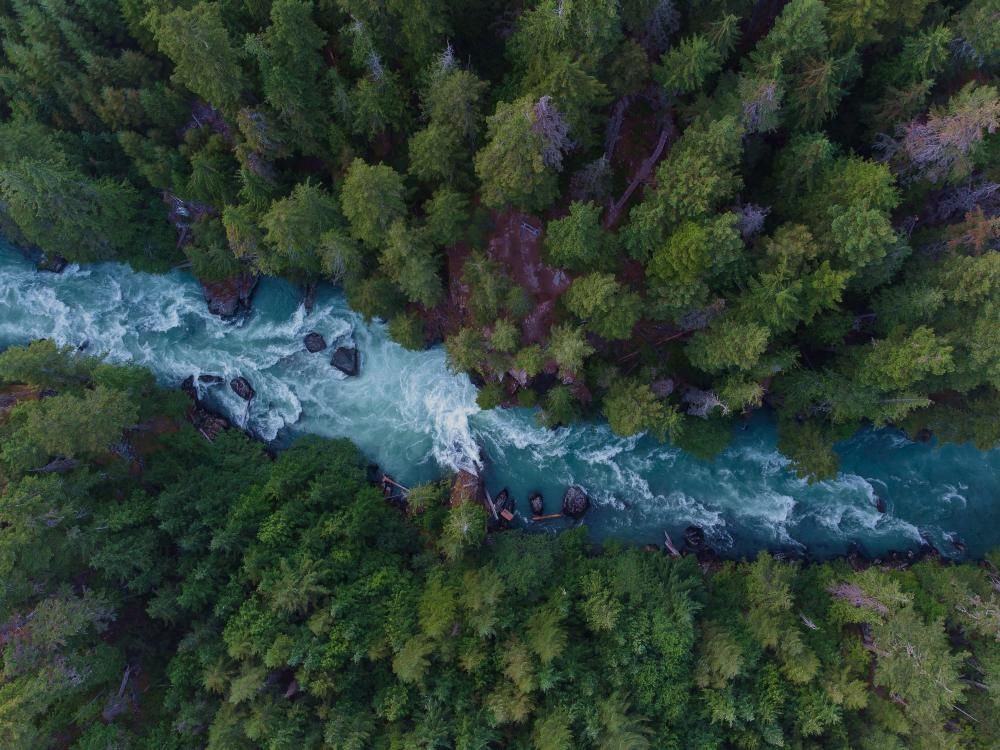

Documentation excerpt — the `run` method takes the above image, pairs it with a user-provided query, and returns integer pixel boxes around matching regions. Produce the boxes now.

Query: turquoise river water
[1,242,998,558]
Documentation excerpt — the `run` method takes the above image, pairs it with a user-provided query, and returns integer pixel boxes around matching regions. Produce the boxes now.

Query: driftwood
[800,612,819,630]
[381,476,410,493]
[605,119,675,229]
[30,457,79,474]
[531,513,563,522]
[663,531,681,558]
[483,487,499,520]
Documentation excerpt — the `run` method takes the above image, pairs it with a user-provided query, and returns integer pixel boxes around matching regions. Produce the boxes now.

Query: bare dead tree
[735,203,770,240]
[532,95,574,171]
[640,0,679,53]
[683,388,729,418]
[605,118,675,228]
[898,94,1000,182]
[678,299,726,331]
[604,95,632,161]
[569,156,612,202]
[932,180,1000,221]
[827,582,890,617]
[741,80,780,133]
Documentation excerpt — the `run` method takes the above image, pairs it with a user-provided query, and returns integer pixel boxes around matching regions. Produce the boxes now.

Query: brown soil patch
[0,384,41,422]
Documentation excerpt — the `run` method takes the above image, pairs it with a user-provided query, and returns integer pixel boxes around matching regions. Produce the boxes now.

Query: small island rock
[331,346,359,376]
[494,488,513,515]
[230,376,255,401]
[529,492,544,516]
[304,332,327,353]
[684,525,706,549]
[562,485,589,519]
[202,273,258,318]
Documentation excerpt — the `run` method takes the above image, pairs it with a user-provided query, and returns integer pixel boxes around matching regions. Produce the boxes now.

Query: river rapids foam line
[1,243,998,559]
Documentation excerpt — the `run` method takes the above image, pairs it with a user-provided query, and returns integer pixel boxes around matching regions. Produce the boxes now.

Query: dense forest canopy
[0,344,1000,748]
[0,0,998,477]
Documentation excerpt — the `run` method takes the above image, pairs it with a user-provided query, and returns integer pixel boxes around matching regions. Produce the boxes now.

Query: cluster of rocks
[180,375,230,440]
[303,331,360,376]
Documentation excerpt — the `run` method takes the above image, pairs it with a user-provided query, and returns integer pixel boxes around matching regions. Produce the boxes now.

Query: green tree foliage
[258,180,345,278]
[245,0,330,153]
[656,35,722,94]
[544,201,616,272]
[0,351,998,748]
[563,272,641,339]
[0,160,145,264]
[0,0,997,523]
[409,64,488,186]
[474,96,562,211]
[150,2,246,114]
[547,324,595,376]
[341,158,408,249]
[603,378,682,440]
[380,220,443,307]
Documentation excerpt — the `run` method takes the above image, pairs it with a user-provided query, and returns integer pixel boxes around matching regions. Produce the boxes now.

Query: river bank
[2,240,998,559]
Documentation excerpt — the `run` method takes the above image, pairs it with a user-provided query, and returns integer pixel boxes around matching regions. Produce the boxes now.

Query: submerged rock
[202,272,258,318]
[304,332,327,353]
[562,485,589,519]
[198,374,224,385]
[529,492,544,516]
[230,376,255,401]
[331,346,359,376]
[874,494,887,513]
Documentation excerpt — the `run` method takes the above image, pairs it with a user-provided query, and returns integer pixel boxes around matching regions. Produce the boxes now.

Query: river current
[1,242,998,558]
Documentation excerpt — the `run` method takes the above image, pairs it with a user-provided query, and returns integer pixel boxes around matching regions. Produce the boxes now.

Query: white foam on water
[940,485,967,508]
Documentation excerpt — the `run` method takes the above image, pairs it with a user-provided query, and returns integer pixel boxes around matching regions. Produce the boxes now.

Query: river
[1,242,998,558]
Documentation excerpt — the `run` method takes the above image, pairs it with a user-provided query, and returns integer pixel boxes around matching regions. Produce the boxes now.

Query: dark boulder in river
[202,272,258,318]
[684,525,706,549]
[562,485,589,519]
[302,283,316,314]
[494,488,513,515]
[180,375,198,400]
[529,492,544,516]
[304,332,327,353]
[331,346,359,376]
[37,253,67,273]
[230,376,255,401]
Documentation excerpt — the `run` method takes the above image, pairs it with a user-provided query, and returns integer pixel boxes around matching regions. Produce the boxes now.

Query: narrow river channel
[2,241,997,558]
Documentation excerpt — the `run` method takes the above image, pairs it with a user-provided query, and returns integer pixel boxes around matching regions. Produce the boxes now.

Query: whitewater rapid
[2,244,999,558]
